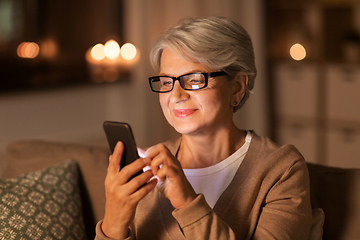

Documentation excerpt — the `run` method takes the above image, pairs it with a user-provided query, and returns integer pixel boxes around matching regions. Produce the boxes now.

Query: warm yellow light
[121,43,137,60]
[104,40,120,59]
[40,39,58,59]
[91,43,106,61]
[17,42,40,58]
[290,43,306,61]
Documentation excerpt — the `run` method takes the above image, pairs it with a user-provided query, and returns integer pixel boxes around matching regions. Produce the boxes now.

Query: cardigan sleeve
[252,159,312,240]
[172,194,237,240]
[94,220,133,240]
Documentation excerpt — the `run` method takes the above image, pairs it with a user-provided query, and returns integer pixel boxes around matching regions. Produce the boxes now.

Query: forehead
[160,48,213,76]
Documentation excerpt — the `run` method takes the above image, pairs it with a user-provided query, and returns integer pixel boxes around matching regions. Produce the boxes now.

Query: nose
[169,81,189,103]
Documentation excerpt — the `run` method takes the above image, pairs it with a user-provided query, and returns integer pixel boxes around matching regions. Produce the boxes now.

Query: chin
[171,121,203,136]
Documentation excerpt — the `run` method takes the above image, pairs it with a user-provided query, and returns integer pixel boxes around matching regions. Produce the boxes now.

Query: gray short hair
[150,16,257,111]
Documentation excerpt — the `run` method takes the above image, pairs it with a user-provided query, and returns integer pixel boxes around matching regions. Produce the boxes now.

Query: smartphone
[103,121,143,180]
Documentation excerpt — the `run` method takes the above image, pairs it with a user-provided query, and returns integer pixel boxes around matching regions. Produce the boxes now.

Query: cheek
[206,82,233,104]
[159,94,164,106]
[202,90,230,110]
[159,94,170,113]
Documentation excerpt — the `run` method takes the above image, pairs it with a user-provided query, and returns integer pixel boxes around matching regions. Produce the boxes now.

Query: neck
[178,125,246,169]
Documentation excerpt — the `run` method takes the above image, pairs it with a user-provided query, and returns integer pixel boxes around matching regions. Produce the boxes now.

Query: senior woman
[96,16,312,240]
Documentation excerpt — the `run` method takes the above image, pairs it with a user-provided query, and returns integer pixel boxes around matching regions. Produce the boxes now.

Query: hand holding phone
[102,122,157,239]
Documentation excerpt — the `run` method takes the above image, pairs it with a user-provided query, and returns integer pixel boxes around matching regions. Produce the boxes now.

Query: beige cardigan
[96,132,312,240]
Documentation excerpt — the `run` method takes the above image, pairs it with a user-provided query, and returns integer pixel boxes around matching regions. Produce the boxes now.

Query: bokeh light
[17,42,40,58]
[290,43,306,61]
[120,43,137,60]
[86,40,138,83]
[91,43,106,61]
[40,39,58,59]
[104,40,120,59]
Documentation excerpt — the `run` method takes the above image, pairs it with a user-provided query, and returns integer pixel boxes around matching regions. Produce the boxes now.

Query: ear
[232,73,248,107]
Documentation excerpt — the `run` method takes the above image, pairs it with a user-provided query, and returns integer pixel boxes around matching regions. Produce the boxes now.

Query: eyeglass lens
[151,73,206,92]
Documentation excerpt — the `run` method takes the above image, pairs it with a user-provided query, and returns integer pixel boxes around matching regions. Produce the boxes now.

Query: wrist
[101,220,129,239]
[177,192,197,210]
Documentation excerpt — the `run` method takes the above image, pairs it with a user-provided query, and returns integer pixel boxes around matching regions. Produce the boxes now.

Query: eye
[189,78,204,84]
[186,74,205,85]
[160,78,173,86]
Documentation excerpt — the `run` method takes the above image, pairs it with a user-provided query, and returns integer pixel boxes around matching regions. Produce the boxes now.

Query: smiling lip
[173,109,197,118]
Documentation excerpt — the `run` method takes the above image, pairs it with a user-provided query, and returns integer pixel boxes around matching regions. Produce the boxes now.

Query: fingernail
[143,165,152,172]
[137,147,147,158]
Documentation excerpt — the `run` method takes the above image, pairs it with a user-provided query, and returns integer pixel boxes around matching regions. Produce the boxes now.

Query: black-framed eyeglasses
[148,71,227,93]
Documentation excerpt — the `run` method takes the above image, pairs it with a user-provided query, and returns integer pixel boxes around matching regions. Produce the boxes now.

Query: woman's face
[159,48,236,136]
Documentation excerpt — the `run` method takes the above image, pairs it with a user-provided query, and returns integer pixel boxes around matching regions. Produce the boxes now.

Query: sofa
[0,139,359,239]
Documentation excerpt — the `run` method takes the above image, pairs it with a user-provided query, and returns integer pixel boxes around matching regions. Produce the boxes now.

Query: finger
[146,144,170,175]
[155,165,172,182]
[130,177,158,201]
[118,158,151,184]
[156,158,185,182]
[145,143,167,158]
[149,155,161,176]
[150,150,175,176]
[123,169,155,195]
[108,141,124,174]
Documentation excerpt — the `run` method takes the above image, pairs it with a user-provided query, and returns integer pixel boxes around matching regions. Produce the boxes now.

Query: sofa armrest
[307,163,360,240]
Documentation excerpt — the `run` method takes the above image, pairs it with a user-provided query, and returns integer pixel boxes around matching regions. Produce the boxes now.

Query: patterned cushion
[0,160,86,239]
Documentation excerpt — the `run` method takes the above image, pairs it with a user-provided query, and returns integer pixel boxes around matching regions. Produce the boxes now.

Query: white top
[183,131,252,208]
[142,131,252,208]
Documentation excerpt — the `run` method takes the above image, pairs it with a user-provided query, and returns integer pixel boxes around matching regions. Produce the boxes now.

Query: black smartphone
[103,121,143,180]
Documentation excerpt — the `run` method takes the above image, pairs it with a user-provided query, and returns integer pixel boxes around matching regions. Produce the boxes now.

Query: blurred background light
[91,43,106,61]
[86,40,139,83]
[40,39,58,59]
[120,43,137,60]
[104,40,120,59]
[17,42,40,59]
[290,43,306,61]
